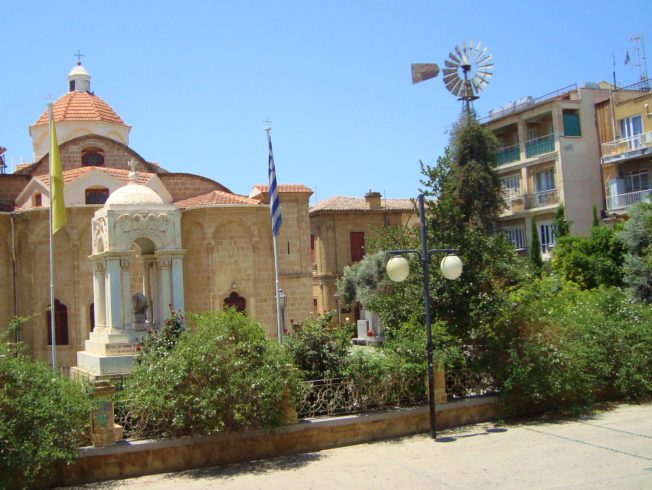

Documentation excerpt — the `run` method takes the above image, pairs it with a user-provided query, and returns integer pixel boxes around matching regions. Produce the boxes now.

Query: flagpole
[266,123,284,345]
[48,103,57,370]
[273,233,283,345]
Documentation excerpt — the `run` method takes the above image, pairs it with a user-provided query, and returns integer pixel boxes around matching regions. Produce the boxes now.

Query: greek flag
[267,131,282,236]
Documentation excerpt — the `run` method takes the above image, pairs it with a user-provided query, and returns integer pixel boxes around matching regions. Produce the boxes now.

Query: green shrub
[124,309,301,437]
[500,278,652,412]
[283,314,352,380]
[0,319,91,488]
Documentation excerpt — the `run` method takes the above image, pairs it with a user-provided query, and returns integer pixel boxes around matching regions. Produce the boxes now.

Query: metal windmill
[411,41,493,115]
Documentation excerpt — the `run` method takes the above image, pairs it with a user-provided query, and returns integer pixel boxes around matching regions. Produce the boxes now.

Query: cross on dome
[128,158,138,182]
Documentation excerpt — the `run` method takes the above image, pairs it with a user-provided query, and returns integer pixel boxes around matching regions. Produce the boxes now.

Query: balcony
[526,134,555,158]
[525,189,559,209]
[606,188,652,211]
[601,131,652,164]
[502,194,525,213]
[496,144,520,165]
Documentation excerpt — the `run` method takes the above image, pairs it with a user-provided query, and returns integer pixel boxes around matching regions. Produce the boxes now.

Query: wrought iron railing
[525,188,559,208]
[613,78,652,104]
[602,130,652,158]
[297,376,426,418]
[445,368,497,400]
[496,144,520,165]
[606,188,652,211]
[525,134,555,158]
[481,84,578,122]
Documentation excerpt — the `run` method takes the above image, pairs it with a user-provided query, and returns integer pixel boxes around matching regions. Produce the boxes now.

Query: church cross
[74,49,85,64]
[128,158,138,182]
[264,118,272,133]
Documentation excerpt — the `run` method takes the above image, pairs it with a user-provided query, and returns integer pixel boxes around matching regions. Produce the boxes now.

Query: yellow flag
[49,106,66,234]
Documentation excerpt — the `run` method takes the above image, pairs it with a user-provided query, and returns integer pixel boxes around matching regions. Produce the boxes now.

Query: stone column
[142,256,155,325]
[90,379,120,446]
[92,261,106,330]
[171,256,185,313]
[104,257,123,332]
[120,257,132,330]
[157,257,172,322]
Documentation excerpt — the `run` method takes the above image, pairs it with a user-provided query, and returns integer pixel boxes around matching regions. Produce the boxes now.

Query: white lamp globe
[386,256,410,282]
[440,254,463,280]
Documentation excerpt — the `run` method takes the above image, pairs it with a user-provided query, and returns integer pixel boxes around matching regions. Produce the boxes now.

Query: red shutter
[350,232,365,263]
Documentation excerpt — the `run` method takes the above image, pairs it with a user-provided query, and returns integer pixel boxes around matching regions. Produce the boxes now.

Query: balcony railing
[606,188,652,211]
[496,144,520,165]
[613,78,652,105]
[526,134,555,158]
[525,188,559,208]
[602,131,652,159]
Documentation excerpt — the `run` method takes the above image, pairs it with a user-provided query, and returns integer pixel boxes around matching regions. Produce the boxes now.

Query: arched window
[81,148,105,167]
[223,292,246,313]
[85,187,109,204]
[46,299,69,345]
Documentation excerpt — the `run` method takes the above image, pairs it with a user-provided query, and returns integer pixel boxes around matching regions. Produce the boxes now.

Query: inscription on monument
[105,342,140,355]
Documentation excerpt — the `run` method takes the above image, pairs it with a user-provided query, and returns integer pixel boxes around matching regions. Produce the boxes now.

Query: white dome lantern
[105,183,165,206]
[68,62,91,93]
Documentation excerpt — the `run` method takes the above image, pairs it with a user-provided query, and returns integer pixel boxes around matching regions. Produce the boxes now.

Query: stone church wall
[0,215,15,336]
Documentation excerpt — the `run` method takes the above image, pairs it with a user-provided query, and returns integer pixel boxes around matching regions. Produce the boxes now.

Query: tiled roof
[34,92,126,126]
[251,184,313,194]
[310,196,415,213]
[36,167,153,186]
[175,190,261,208]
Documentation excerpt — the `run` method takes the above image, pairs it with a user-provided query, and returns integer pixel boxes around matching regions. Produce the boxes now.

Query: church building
[0,62,314,370]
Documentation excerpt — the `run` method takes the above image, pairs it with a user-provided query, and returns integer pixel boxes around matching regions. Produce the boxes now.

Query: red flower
[367,329,373,337]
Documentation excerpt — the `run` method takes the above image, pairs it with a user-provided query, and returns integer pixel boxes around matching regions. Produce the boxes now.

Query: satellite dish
[442,41,493,108]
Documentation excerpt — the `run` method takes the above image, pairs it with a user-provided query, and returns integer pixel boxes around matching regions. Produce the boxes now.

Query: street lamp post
[385,194,463,440]
[334,292,341,325]
[279,288,287,335]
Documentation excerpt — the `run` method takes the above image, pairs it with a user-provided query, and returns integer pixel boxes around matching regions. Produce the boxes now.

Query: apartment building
[481,83,611,257]
[598,79,652,215]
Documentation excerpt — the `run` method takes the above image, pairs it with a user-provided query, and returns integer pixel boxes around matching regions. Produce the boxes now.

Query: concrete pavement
[65,402,652,489]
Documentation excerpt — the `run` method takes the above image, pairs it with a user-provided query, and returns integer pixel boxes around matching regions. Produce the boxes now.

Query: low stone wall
[52,396,500,487]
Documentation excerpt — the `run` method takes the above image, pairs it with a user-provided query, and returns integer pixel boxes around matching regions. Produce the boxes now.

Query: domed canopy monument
[76,159,185,376]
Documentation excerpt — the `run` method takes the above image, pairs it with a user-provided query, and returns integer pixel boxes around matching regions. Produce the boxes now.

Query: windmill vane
[411,40,493,112]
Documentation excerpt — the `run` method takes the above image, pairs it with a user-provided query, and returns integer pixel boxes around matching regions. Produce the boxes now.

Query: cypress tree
[530,218,543,269]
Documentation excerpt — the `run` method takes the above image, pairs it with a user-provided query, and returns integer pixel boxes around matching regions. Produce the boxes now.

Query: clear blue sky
[2,0,650,203]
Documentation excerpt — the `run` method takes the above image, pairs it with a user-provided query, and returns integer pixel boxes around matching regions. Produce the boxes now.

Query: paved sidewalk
[67,402,652,489]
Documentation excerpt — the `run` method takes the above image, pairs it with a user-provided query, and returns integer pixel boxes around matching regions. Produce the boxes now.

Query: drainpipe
[10,213,18,342]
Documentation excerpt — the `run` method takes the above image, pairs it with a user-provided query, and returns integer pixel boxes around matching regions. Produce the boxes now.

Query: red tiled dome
[34,91,126,126]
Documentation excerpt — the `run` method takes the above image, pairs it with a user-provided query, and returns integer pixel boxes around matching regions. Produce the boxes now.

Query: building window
[310,235,316,265]
[223,292,246,313]
[313,297,318,314]
[32,192,42,207]
[81,149,105,167]
[563,109,581,136]
[504,227,526,251]
[624,169,649,193]
[534,168,555,192]
[538,221,556,255]
[46,299,69,345]
[85,187,110,204]
[619,115,643,139]
[350,232,365,263]
[501,175,521,199]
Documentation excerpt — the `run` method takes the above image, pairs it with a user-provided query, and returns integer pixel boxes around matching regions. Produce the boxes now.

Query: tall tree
[530,218,543,270]
[618,203,652,303]
[553,204,571,237]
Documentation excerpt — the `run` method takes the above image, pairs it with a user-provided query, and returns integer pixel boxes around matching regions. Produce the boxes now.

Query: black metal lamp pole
[386,194,459,440]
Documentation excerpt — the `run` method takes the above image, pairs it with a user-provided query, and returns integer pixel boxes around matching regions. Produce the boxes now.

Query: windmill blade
[442,68,459,77]
[454,45,464,62]
[475,47,488,62]
[471,78,482,94]
[444,59,459,69]
[411,63,440,84]
[477,53,493,65]
[448,51,461,64]
[448,77,465,96]
[443,73,460,86]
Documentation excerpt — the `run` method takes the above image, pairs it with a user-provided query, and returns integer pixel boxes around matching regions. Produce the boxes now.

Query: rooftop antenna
[442,41,493,116]
[631,34,648,82]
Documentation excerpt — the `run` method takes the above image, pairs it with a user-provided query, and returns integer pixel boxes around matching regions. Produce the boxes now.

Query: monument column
[157,256,172,321]
[120,257,132,330]
[142,256,155,325]
[92,261,106,330]
[171,251,186,313]
[104,256,123,332]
